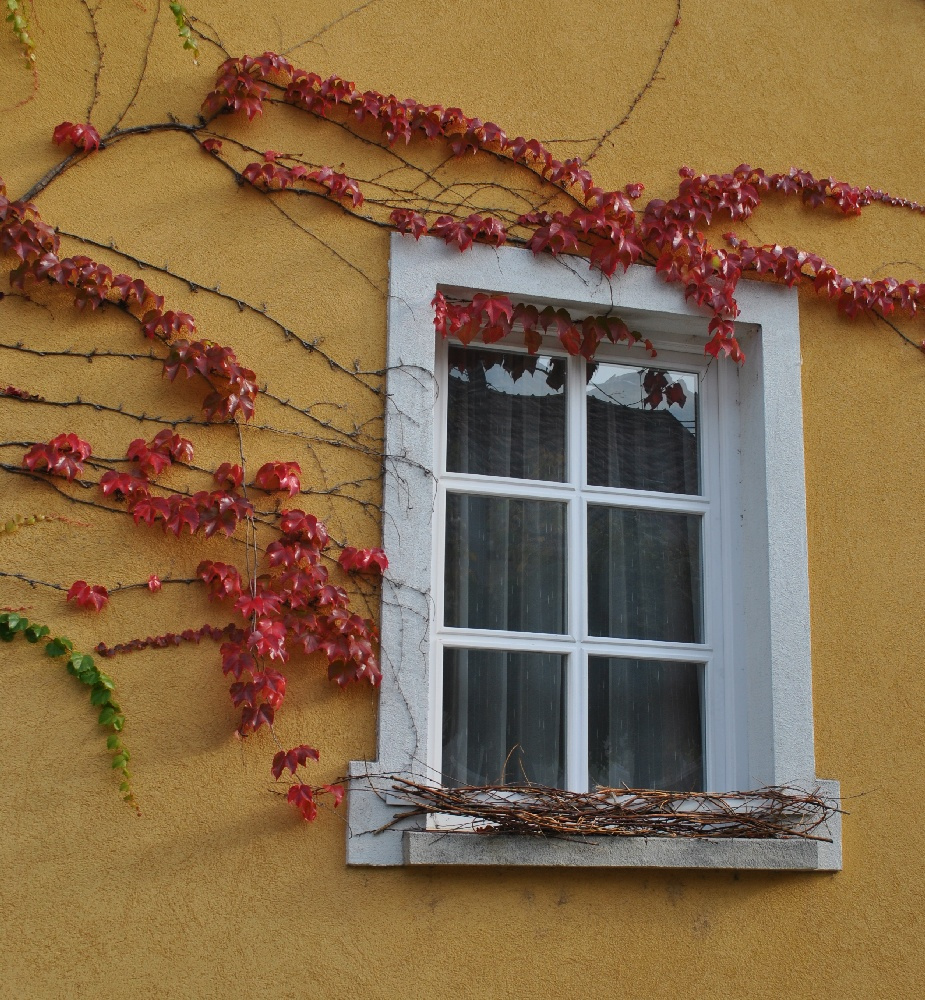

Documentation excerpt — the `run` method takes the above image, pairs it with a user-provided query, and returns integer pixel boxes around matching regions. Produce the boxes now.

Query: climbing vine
[0,610,137,810]
[4,0,198,68]
[4,0,34,66]
[3,33,925,826]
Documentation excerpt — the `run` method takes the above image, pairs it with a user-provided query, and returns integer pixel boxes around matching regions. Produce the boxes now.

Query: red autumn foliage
[99,470,151,500]
[642,369,687,410]
[52,121,101,152]
[198,57,925,369]
[130,491,254,538]
[271,744,320,779]
[162,339,257,422]
[237,702,275,736]
[66,580,109,611]
[96,622,244,658]
[2,384,44,402]
[213,463,244,490]
[204,503,381,733]
[197,561,244,602]
[286,783,318,821]
[433,292,655,360]
[127,429,194,477]
[22,433,92,481]
[389,208,428,239]
[339,547,388,575]
[10,51,925,824]
[255,461,302,497]
[241,160,364,205]
[285,782,344,822]
[432,213,507,251]
[141,309,196,340]
[234,588,283,619]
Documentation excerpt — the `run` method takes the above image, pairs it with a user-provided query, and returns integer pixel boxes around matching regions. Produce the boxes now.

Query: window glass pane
[447,345,567,482]
[586,362,699,494]
[443,648,566,787]
[588,656,703,792]
[445,493,567,633]
[587,506,702,642]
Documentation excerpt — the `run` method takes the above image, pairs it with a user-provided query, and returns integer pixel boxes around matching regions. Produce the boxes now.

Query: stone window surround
[345,233,841,870]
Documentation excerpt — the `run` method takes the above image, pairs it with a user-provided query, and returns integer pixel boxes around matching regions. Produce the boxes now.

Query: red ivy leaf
[197,560,243,601]
[286,783,318,822]
[279,509,329,547]
[322,783,345,807]
[66,580,109,611]
[254,461,301,497]
[147,575,161,592]
[236,702,275,737]
[266,540,321,569]
[389,208,428,239]
[665,382,687,408]
[525,213,580,256]
[150,429,194,463]
[52,122,101,152]
[271,744,320,779]
[213,462,244,489]
[338,546,388,574]
[1,385,44,402]
[22,433,92,481]
[220,641,256,679]
[256,667,287,708]
[307,166,364,206]
[234,590,282,619]
[126,439,172,477]
[246,617,288,661]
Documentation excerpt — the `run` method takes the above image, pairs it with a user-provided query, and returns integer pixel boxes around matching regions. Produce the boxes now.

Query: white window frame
[434,341,725,794]
[347,233,841,869]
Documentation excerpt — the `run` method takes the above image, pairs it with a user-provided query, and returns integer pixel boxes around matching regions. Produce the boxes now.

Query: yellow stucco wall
[2,1,925,996]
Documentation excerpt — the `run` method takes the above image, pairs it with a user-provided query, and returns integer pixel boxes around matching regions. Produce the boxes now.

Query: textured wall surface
[1,1,924,997]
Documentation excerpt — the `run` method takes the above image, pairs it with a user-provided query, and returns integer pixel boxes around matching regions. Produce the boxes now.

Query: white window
[347,234,841,869]
[436,342,721,795]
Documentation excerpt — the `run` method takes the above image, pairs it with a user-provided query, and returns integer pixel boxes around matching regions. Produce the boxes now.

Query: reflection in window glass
[445,493,567,634]
[588,657,703,792]
[447,345,567,482]
[586,362,699,494]
[587,506,702,643]
[443,648,566,787]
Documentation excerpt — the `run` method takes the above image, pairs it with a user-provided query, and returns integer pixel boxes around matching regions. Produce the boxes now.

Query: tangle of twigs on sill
[380,777,840,841]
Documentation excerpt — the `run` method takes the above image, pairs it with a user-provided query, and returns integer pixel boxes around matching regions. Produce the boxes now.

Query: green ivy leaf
[98,705,116,725]
[106,734,121,750]
[111,753,128,768]
[69,652,94,673]
[111,714,125,732]
[24,624,50,643]
[90,685,113,706]
[46,637,73,657]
